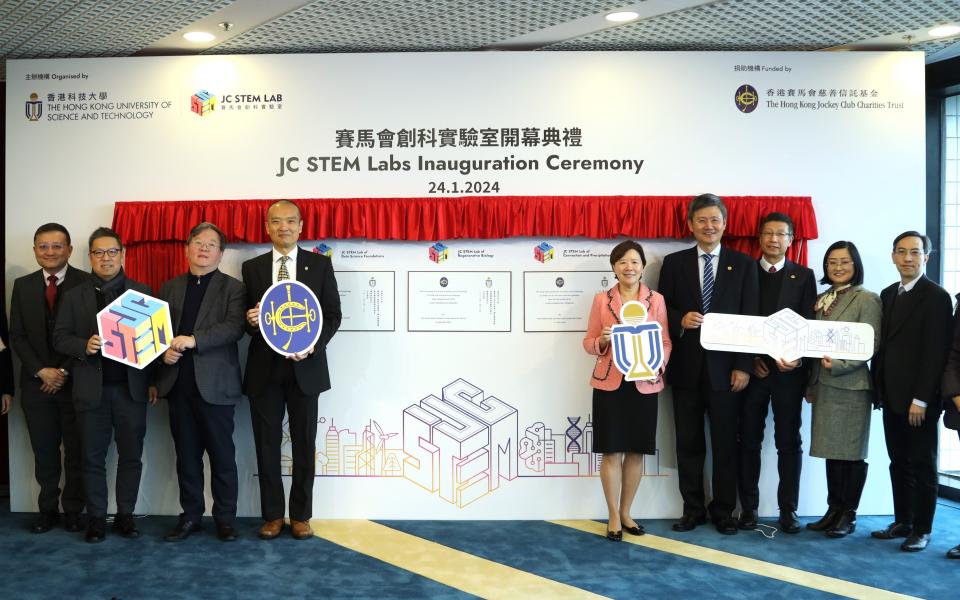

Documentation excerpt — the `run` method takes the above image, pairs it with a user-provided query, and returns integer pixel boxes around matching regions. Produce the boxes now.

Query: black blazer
[873,275,952,415]
[658,245,760,392]
[9,265,89,383]
[754,259,818,383]
[0,311,13,396]
[939,293,960,429]
[241,248,342,397]
[156,270,246,405]
[52,277,155,411]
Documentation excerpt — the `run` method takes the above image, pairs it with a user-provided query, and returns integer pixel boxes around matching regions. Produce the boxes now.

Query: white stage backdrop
[5,52,925,518]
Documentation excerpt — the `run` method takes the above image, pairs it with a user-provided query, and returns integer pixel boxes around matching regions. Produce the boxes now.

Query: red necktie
[46,275,58,312]
[768,266,776,273]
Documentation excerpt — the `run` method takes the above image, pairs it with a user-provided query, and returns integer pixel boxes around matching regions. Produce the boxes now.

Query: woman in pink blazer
[583,240,672,541]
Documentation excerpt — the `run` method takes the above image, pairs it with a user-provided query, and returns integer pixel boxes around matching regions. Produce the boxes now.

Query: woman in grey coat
[805,241,881,538]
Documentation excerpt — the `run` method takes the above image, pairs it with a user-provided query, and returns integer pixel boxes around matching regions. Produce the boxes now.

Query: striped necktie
[278,255,290,281]
[702,254,714,313]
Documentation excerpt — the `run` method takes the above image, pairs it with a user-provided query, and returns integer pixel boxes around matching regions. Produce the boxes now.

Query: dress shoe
[164,517,201,542]
[112,513,140,538]
[64,512,83,533]
[806,506,842,531]
[30,512,59,534]
[291,520,313,540]
[871,522,912,540]
[947,544,960,559]
[216,523,238,542]
[779,510,801,534]
[672,513,707,532]
[737,510,758,530]
[826,510,856,538]
[85,517,106,544]
[714,517,738,535]
[606,529,623,542]
[623,523,645,536]
[901,533,931,552]
[259,519,284,540]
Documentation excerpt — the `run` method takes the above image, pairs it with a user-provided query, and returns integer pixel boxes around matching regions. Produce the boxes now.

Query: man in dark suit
[940,293,960,560]
[243,200,341,540]
[871,231,952,552]
[53,227,157,543]
[659,193,759,534]
[9,223,88,534]
[737,213,816,533]
[157,222,246,543]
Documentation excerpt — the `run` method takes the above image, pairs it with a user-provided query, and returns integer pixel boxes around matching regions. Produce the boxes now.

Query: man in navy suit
[243,200,342,540]
[737,213,816,533]
[658,193,759,534]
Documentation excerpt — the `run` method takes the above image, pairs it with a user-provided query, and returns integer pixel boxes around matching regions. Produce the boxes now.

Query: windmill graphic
[372,419,398,474]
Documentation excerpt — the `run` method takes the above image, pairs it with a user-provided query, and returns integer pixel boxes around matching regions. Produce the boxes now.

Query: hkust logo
[735,84,759,113]
[611,301,664,381]
[25,92,43,121]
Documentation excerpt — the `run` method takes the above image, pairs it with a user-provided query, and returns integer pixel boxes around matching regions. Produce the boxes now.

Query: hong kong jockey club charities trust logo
[259,281,322,356]
[25,92,43,121]
[190,89,216,116]
[735,84,759,113]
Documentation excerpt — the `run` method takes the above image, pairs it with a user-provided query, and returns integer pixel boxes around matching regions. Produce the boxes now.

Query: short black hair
[892,230,931,254]
[759,212,795,236]
[267,199,302,220]
[187,222,227,250]
[687,193,727,222]
[88,226,123,250]
[609,240,647,267]
[33,223,71,245]
[820,240,864,286]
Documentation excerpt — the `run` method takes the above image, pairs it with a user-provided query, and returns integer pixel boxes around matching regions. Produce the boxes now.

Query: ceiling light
[605,11,640,23]
[929,25,960,38]
[183,31,216,43]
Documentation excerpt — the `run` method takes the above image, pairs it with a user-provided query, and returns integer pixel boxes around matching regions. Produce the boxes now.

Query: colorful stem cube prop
[96,289,172,369]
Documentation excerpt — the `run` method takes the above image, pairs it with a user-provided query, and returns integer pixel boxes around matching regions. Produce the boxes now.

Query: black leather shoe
[216,523,238,542]
[112,514,140,538]
[806,507,842,531]
[606,529,623,542]
[672,513,707,532]
[871,522,912,539]
[85,517,106,543]
[737,510,758,530]
[947,544,960,559]
[164,517,201,542]
[623,523,645,536]
[901,533,931,552]
[714,517,738,535]
[779,510,801,534]
[30,512,59,534]
[64,512,83,532]
[826,510,856,538]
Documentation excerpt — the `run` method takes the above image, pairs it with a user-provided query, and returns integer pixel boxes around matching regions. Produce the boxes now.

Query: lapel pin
[305,266,309,271]
[790,274,796,279]
[726,266,732,271]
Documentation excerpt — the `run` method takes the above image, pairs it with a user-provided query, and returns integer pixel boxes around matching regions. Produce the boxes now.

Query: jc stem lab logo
[735,84,759,113]
[25,93,43,121]
[190,89,216,116]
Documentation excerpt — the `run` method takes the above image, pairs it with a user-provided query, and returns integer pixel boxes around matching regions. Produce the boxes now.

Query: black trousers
[882,407,939,534]
[825,459,868,511]
[738,374,804,512]
[76,383,147,518]
[168,380,238,524]
[249,358,318,522]
[20,379,84,514]
[673,367,741,520]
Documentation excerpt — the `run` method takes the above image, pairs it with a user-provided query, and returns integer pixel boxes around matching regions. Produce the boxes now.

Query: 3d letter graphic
[96,289,172,369]
[610,301,664,381]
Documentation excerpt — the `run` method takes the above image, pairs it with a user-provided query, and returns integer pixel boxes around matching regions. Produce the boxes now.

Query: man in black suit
[9,223,88,534]
[53,227,157,543]
[243,200,341,540]
[737,213,816,533]
[871,231,951,552]
[940,294,960,560]
[659,193,759,534]
[157,223,246,543]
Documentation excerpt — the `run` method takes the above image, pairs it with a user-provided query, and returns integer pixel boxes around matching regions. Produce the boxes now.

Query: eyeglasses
[827,260,853,267]
[760,231,792,239]
[90,248,121,259]
[190,240,220,251]
[894,248,925,258]
[35,243,66,252]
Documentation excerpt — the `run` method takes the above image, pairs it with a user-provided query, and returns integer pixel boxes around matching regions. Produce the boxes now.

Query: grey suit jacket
[807,285,882,393]
[155,270,246,405]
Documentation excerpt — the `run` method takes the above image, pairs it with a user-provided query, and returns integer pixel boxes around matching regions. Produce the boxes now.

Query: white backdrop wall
[5,51,925,518]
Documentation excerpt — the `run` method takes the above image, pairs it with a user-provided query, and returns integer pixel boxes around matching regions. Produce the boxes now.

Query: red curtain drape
[113,196,816,292]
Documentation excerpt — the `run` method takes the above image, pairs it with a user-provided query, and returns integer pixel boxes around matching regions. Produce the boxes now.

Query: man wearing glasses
[737,213,816,534]
[871,231,952,552]
[53,227,157,543]
[9,223,88,534]
[156,223,246,542]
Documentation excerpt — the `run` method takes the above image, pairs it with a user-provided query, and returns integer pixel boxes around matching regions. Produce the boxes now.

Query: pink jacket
[582,283,672,393]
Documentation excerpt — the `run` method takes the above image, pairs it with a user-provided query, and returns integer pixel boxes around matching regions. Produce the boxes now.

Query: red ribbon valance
[112,196,817,292]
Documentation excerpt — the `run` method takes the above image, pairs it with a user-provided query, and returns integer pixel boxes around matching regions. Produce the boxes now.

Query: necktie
[702,254,714,313]
[768,265,776,273]
[45,275,58,312]
[277,255,290,281]
[898,285,905,295]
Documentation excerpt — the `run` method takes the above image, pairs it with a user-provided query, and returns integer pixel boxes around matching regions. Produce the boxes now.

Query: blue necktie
[702,254,714,313]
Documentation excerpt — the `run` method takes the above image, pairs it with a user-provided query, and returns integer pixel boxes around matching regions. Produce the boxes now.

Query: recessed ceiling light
[605,11,640,23]
[183,31,216,43]
[929,25,960,38]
